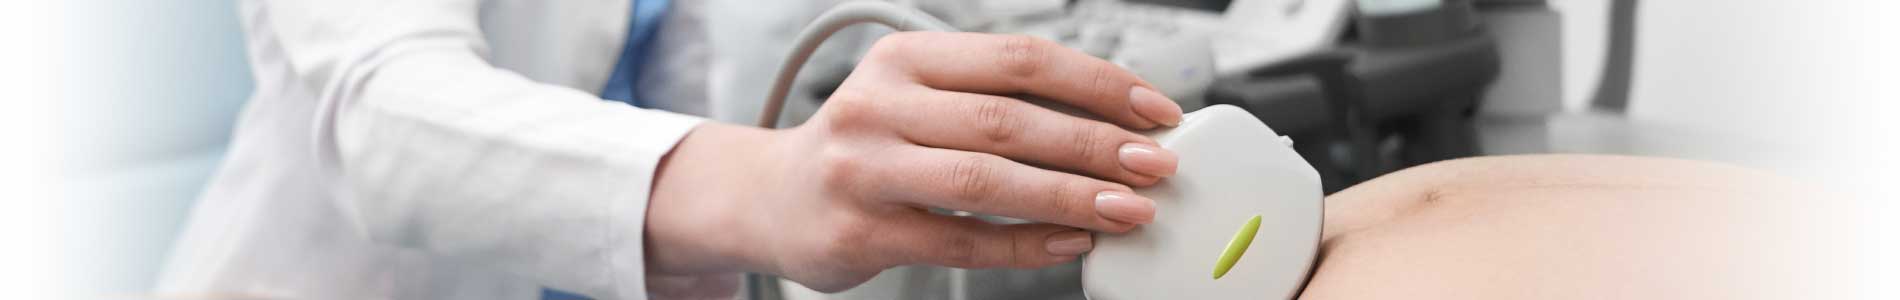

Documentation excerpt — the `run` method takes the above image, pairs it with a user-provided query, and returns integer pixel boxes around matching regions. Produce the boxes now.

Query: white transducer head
[1082,104,1324,300]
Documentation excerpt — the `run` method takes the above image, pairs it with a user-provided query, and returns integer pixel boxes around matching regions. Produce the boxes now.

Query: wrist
[647,122,786,275]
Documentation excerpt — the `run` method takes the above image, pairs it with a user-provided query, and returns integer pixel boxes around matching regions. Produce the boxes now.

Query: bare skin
[1301,155,1857,299]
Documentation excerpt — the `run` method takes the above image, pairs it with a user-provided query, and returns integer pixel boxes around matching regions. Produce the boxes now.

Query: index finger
[862,32,1184,129]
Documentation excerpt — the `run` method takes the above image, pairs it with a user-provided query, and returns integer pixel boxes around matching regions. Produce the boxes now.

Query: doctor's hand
[646,32,1183,294]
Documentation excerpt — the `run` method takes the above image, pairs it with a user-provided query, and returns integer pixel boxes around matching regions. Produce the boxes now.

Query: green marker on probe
[1213,215,1263,279]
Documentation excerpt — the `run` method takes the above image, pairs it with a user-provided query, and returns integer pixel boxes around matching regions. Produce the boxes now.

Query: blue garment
[599,0,674,107]
[543,1,671,299]
[540,288,593,300]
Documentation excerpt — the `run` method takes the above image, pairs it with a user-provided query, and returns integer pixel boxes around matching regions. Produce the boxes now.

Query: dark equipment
[1209,0,1501,192]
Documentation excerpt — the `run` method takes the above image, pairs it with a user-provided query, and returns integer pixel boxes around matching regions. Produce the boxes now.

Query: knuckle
[935,234,983,267]
[865,33,918,63]
[945,154,1001,204]
[969,99,1024,144]
[996,35,1053,79]
[819,90,881,131]
[1083,64,1126,108]
[817,146,867,195]
[1005,230,1030,267]
[1045,179,1089,220]
[1069,120,1116,169]
[822,217,876,262]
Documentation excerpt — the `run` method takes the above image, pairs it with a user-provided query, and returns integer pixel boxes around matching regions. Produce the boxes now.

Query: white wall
[1551,0,1900,141]
[1626,1,1899,137]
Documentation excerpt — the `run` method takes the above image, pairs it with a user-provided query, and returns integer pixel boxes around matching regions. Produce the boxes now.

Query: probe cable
[756,1,956,128]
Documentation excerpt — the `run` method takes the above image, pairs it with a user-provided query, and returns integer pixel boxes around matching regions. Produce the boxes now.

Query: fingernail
[1045,231,1094,256]
[1129,86,1184,127]
[1095,191,1156,224]
[1118,143,1178,177]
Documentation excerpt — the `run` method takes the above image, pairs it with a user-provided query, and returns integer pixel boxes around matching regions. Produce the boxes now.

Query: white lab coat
[151,0,807,299]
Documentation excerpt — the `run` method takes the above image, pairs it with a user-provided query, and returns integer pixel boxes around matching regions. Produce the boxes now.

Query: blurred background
[2,0,1895,299]
[4,0,254,298]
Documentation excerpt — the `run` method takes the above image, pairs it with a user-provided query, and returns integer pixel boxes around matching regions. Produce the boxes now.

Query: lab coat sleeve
[247,0,697,299]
